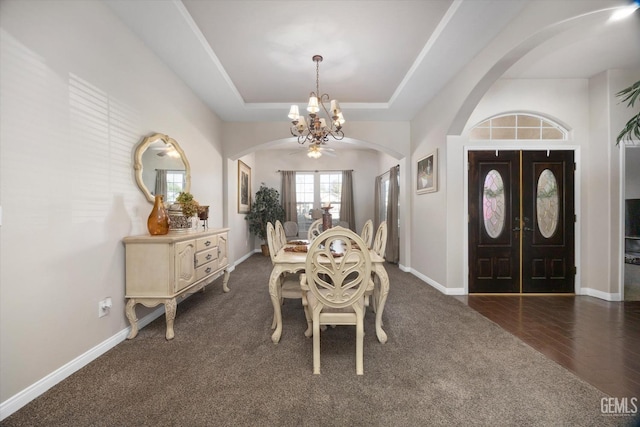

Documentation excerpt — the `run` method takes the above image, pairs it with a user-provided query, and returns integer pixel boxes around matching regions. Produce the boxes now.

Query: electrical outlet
[98,297,112,318]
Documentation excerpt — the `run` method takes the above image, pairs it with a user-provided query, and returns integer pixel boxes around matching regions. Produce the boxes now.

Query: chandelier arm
[325,129,345,141]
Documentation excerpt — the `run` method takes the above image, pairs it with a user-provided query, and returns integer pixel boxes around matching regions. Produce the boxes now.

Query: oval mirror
[134,133,191,204]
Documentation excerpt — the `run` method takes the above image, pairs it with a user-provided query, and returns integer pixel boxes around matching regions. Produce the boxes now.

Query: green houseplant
[616,79,640,145]
[245,183,285,255]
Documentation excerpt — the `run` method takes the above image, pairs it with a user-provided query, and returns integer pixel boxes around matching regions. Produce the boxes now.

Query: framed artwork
[417,149,438,194]
[238,160,251,213]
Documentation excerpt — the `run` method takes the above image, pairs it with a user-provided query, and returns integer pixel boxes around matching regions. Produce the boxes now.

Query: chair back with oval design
[360,219,373,249]
[372,221,387,259]
[305,227,372,309]
[274,220,287,249]
[307,219,323,242]
[266,222,278,264]
[283,221,298,240]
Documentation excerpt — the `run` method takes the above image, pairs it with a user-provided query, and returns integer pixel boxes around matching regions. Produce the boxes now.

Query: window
[295,172,342,234]
[165,170,186,203]
[378,171,390,224]
[470,114,567,140]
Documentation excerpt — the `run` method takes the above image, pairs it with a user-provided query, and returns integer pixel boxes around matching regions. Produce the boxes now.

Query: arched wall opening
[225,135,410,269]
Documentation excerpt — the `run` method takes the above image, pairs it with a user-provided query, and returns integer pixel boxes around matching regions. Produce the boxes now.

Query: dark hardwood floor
[453,295,640,398]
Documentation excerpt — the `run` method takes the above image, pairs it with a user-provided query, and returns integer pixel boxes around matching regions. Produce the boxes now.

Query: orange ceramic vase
[147,195,169,235]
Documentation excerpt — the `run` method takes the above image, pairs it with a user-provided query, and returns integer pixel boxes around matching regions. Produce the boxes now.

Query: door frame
[462,143,581,294]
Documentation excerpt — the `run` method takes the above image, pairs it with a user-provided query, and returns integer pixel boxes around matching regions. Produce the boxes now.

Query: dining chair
[367,221,387,312]
[267,222,308,330]
[300,226,372,375]
[283,221,299,241]
[360,219,373,249]
[274,220,287,249]
[307,219,323,241]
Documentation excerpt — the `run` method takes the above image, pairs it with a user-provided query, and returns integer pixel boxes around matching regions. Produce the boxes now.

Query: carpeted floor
[1,254,632,426]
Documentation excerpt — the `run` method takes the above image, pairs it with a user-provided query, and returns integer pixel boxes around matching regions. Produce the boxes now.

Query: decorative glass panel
[492,128,516,139]
[483,170,505,238]
[517,115,541,127]
[542,128,564,139]
[517,128,540,139]
[470,114,567,140]
[492,115,516,127]
[470,127,490,139]
[537,169,559,238]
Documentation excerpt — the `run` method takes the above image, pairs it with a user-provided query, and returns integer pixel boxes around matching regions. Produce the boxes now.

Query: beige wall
[0,0,224,405]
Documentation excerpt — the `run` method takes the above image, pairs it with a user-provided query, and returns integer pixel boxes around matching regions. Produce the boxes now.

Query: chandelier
[288,55,345,146]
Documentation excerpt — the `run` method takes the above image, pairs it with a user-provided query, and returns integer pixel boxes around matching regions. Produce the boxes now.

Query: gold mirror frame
[134,133,191,203]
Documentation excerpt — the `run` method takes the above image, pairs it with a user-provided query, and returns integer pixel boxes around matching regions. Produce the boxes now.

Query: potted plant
[616,79,640,145]
[245,183,285,255]
[168,191,200,231]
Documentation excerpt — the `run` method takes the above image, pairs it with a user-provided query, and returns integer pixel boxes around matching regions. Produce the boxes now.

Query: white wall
[227,153,256,263]
[0,0,224,408]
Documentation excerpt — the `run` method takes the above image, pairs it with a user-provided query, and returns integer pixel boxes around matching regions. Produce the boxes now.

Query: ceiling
[106,0,640,128]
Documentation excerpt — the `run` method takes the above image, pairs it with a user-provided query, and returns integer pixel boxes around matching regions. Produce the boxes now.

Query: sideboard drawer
[196,235,217,252]
[196,260,218,281]
[196,247,218,267]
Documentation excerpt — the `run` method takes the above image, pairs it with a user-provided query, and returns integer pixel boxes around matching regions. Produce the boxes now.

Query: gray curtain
[340,170,355,231]
[374,174,383,232]
[154,169,167,199]
[281,170,297,222]
[386,165,400,263]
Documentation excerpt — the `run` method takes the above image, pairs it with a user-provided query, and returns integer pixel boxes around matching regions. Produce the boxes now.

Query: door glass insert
[483,169,505,238]
[536,169,559,238]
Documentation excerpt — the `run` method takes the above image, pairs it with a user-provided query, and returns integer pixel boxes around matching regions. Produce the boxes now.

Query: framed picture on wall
[238,160,251,213]
[417,149,437,194]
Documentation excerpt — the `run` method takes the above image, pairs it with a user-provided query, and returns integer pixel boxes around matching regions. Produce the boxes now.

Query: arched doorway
[465,113,577,294]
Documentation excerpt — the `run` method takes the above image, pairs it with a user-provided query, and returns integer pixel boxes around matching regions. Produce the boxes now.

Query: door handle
[512,226,521,232]
[523,226,534,232]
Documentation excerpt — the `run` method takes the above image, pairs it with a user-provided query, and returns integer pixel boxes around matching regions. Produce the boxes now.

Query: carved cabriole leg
[125,299,139,339]
[164,298,177,340]
[373,264,390,344]
[355,301,365,375]
[269,266,285,343]
[313,305,322,374]
[222,269,231,293]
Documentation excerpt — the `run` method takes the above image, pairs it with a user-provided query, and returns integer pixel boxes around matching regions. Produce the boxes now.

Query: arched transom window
[470,114,568,140]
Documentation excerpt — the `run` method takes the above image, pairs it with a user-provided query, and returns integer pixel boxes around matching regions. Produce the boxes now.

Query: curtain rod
[277,169,354,173]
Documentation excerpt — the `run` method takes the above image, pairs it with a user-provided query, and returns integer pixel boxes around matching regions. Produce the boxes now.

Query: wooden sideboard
[123,228,230,340]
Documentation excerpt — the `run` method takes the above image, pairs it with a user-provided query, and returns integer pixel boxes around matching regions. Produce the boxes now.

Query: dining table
[268,240,390,344]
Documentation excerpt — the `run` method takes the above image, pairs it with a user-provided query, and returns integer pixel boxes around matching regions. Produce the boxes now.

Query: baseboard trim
[234,250,255,266]
[580,287,621,301]
[0,306,165,421]
[410,269,465,295]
